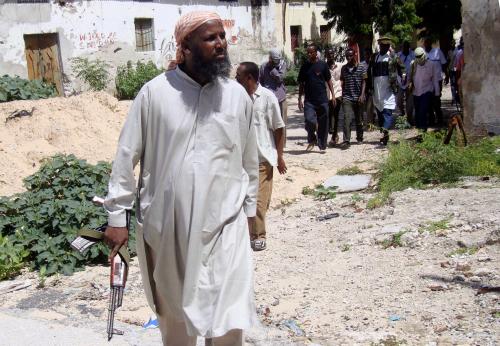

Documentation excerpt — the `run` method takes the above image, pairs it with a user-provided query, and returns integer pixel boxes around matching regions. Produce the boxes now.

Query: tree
[416,0,462,53]
[322,0,421,50]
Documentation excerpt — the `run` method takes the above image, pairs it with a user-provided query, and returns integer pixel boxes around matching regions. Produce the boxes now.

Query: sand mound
[0,92,132,196]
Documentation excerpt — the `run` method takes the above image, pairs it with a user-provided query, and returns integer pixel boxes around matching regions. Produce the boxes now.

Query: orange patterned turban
[174,11,223,64]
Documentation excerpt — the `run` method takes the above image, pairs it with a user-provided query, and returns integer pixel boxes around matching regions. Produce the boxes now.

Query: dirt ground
[0,89,498,345]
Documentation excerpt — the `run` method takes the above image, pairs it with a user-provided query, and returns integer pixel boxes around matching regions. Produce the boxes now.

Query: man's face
[424,39,432,52]
[345,50,356,64]
[307,46,317,62]
[235,66,247,88]
[326,49,335,62]
[185,20,231,80]
[379,43,390,55]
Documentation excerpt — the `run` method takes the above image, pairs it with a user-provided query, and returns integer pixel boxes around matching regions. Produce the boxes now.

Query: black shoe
[357,137,363,143]
[379,131,389,146]
[340,141,350,150]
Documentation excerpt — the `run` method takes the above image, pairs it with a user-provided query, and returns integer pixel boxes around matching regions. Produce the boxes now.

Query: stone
[322,175,371,193]
[434,324,448,333]
[474,268,492,277]
[469,276,482,282]
[456,263,472,272]
[428,284,449,291]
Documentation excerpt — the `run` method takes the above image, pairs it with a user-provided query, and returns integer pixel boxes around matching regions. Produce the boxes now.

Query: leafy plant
[115,60,163,100]
[302,184,337,200]
[0,154,136,277]
[419,218,450,234]
[0,233,29,280]
[71,57,110,91]
[395,115,411,130]
[380,230,407,249]
[337,166,364,175]
[284,68,299,86]
[447,246,479,257]
[0,75,58,102]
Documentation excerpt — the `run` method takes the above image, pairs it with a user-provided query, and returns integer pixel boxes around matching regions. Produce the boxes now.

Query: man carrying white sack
[102,11,259,346]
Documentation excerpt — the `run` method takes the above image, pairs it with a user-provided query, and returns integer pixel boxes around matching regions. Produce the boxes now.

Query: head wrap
[269,48,282,61]
[174,11,223,64]
[414,47,427,64]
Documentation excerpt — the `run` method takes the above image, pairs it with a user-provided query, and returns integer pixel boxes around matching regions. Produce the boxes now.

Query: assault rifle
[70,196,130,341]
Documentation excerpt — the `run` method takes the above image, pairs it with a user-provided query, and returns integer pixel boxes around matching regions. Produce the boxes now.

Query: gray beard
[191,46,231,82]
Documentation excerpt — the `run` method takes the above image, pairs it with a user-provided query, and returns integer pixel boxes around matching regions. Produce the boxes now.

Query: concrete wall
[274,0,346,60]
[0,0,277,94]
[461,0,500,137]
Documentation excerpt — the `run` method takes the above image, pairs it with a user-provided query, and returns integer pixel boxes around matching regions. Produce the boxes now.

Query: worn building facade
[0,0,277,95]
[460,0,500,137]
[274,0,345,60]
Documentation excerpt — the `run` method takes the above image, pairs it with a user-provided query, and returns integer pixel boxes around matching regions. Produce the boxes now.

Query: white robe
[104,67,259,337]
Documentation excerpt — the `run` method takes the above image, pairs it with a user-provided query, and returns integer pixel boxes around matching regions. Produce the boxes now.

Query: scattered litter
[428,284,449,291]
[317,213,339,221]
[5,107,35,123]
[323,174,371,193]
[389,315,402,321]
[282,319,305,336]
[0,279,32,294]
[143,316,159,329]
[476,286,500,295]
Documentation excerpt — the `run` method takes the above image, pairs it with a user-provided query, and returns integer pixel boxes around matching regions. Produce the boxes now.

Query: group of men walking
[297,35,461,150]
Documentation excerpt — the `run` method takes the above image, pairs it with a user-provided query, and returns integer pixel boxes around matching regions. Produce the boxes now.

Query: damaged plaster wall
[460,0,500,137]
[0,0,277,94]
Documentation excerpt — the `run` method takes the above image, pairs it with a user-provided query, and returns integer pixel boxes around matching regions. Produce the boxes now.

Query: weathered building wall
[0,0,277,94]
[274,0,346,60]
[461,0,500,137]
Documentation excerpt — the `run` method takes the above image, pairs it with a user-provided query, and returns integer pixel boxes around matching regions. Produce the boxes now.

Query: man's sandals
[251,239,267,251]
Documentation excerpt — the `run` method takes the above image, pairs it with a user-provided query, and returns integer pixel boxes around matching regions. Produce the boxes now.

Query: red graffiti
[78,31,117,49]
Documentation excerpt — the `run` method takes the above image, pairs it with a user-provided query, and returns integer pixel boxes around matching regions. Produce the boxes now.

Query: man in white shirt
[408,47,440,131]
[424,38,447,125]
[369,36,398,145]
[396,41,415,123]
[236,62,287,251]
[103,11,258,345]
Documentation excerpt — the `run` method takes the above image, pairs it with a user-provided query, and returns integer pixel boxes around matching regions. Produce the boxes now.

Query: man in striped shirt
[339,48,367,148]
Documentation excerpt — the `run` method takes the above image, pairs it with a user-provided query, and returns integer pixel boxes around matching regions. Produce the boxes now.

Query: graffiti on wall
[159,35,176,62]
[78,31,117,49]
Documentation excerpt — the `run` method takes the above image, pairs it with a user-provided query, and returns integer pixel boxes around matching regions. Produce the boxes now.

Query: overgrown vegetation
[284,68,299,86]
[337,166,364,175]
[0,154,136,279]
[368,133,500,208]
[302,184,337,200]
[71,57,110,91]
[115,60,163,100]
[0,75,58,102]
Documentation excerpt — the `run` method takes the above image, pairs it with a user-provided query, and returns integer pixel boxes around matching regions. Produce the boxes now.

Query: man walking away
[103,11,258,345]
[339,48,367,148]
[424,38,447,126]
[237,62,287,251]
[260,48,288,146]
[396,41,415,124]
[370,36,400,145]
[408,47,440,132]
[326,48,342,147]
[298,44,335,152]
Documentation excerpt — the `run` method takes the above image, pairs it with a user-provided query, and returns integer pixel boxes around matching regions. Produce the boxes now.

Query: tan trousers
[253,162,273,240]
[279,99,288,147]
[145,242,243,346]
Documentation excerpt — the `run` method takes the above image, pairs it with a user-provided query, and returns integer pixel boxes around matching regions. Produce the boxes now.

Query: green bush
[284,68,299,86]
[373,133,500,202]
[71,57,110,91]
[0,154,136,277]
[115,60,163,100]
[0,75,58,102]
[0,233,29,280]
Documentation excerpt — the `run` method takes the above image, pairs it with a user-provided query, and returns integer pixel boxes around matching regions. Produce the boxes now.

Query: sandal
[252,239,267,251]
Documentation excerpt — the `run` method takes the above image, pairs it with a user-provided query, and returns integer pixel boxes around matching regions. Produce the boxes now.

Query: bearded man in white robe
[102,11,259,346]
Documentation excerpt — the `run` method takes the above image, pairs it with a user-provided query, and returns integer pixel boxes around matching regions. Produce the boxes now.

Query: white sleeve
[104,88,149,227]
[241,95,258,217]
[269,94,285,130]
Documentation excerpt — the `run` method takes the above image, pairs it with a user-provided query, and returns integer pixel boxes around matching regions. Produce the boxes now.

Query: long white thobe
[104,67,259,338]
